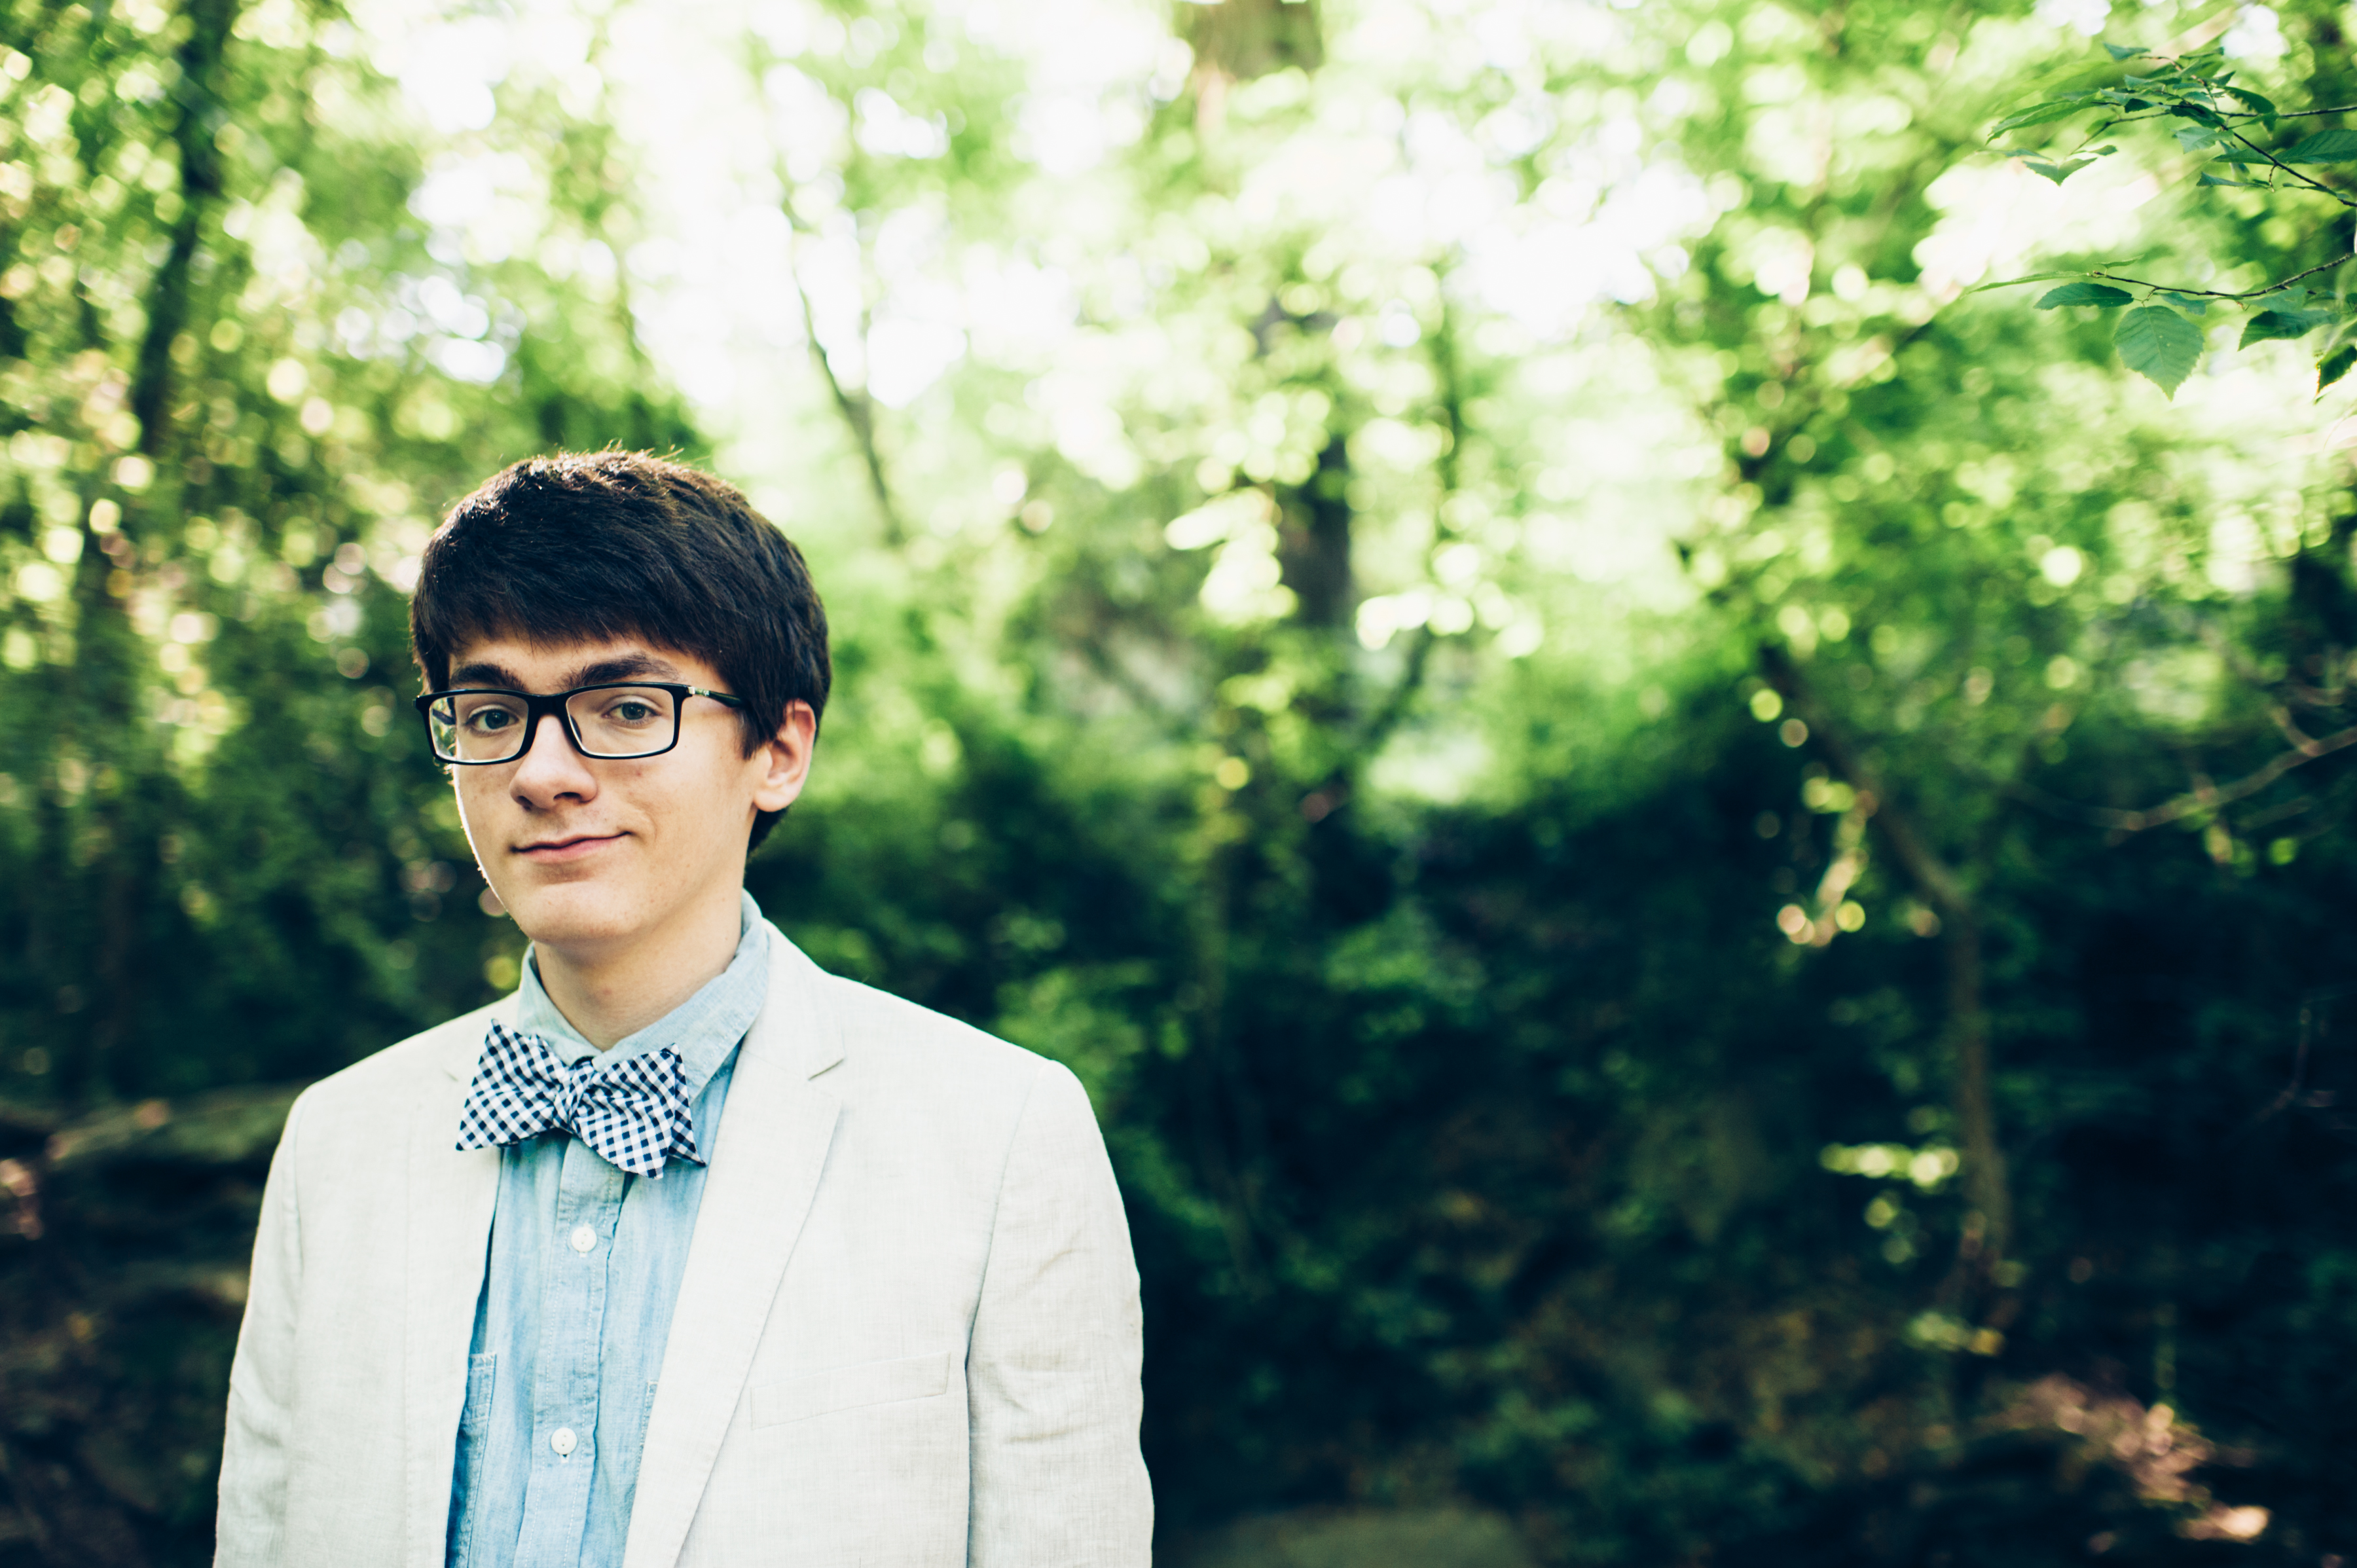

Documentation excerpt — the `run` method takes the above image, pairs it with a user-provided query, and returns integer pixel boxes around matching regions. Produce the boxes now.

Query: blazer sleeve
[966,1062,1153,1567]
[215,1089,308,1568]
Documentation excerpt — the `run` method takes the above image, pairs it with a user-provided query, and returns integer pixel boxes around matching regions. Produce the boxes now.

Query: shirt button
[550,1427,577,1457]
[570,1224,597,1254]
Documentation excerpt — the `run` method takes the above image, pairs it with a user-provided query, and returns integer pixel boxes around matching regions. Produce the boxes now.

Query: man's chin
[500,881,643,953]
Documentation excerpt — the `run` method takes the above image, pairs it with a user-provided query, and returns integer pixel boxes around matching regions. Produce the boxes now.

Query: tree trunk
[1943,910,2009,1267]
[1761,644,2013,1276]
[130,0,236,452]
[1279,435,1352,629]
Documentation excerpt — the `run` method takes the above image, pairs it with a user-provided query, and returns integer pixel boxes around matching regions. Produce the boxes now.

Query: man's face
[444,636,813,962]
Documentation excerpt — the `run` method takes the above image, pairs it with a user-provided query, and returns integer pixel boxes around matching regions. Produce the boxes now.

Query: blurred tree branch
[777,184,906,548]
[2000,721,2357,831]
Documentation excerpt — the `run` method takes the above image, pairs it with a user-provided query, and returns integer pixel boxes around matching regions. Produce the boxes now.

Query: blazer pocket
[750,1351,952,1430]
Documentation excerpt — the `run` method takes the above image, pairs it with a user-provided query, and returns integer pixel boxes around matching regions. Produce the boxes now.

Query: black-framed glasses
[414,683,748,765]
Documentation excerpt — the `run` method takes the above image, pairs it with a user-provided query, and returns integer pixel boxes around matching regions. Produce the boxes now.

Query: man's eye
[464,707,519,733]
[609,701,659,724]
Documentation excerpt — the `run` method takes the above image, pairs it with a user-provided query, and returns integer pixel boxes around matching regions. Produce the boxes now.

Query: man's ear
[751,701,818,814]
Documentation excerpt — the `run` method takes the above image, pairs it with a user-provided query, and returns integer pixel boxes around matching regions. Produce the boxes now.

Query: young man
[215,451,1151,1567]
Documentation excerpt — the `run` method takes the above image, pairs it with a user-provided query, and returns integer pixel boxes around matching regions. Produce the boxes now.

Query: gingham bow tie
[456,1021,703,1178]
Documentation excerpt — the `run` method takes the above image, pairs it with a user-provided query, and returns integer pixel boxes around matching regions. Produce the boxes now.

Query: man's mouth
[515,832,625,862]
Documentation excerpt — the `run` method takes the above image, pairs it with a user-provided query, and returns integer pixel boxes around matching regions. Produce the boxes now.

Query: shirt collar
[516,889,770,1099]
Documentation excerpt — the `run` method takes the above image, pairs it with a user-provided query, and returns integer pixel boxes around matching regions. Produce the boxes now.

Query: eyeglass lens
[427,685,680,762]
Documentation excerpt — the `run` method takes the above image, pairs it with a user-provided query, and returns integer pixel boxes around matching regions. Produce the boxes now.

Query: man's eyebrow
[445,651,683,691]
[564,652,684,687]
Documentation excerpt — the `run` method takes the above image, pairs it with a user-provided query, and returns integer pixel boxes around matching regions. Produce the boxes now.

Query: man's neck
[529,890,746,1050]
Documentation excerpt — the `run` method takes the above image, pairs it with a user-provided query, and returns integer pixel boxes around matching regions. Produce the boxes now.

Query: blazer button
[550,1427,577,1457]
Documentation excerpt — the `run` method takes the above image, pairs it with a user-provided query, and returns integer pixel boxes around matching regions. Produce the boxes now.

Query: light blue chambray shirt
[447,891,770,1568]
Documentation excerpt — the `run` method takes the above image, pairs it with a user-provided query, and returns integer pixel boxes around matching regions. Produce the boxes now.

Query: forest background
[5,0,2357,1561]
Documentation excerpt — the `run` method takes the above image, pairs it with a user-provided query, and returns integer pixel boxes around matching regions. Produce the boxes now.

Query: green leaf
[2024,157,2098,185]
[2199,172,2262,187]
[2103,43,2147,60]
[2113,306,2204,397]
[2174,124,2221,151]
[2281,130,2357,163]
[2154,291,2210,317]
[1965,270,2095,295]
[2223,86,2277,122]
[1990,96,2099,136]
[2035,282,2134,308]
[2210,147,2272,163]
[2318,344,2356,395]
[2238,308,2335,348]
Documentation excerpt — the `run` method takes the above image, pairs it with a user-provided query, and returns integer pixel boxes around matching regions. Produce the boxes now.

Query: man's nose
[509,709,596,803]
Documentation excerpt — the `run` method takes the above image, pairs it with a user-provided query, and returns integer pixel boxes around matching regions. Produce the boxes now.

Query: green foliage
[2111,305,2204,395]
[2237,304,2337,345]
[2320,342,2357,393]
[2033,282,2132,308]
[1981,25,2357,395]
[2279,128,2357,162]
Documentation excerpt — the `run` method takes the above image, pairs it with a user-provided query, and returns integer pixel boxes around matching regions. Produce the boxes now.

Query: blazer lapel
[624,930,845,1568]
[401,1010,505,1568]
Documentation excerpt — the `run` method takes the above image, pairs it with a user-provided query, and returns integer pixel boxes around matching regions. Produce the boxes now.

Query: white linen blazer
[215,923,1152,1568]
